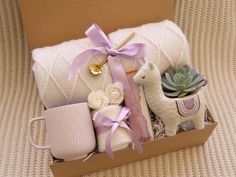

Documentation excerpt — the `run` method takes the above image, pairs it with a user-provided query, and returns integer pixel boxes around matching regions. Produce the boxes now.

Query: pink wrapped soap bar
[124,72,154,142]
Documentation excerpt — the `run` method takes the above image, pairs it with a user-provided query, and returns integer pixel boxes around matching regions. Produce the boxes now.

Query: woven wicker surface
[0,0,235,176]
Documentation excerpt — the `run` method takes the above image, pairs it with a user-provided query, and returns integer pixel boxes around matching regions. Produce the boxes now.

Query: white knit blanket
[32,20,191,108]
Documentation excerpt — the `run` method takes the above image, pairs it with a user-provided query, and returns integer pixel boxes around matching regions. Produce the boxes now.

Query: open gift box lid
[17,0,174,49]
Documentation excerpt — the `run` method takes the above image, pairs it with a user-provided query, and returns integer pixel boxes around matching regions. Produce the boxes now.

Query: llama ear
[147,62,154,70]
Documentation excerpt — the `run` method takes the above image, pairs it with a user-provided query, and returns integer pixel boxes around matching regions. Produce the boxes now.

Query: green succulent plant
[161,65,207,98]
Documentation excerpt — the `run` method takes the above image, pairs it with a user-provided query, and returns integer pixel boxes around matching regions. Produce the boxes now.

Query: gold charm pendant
[89,64,102,75]
[89,32,135,76]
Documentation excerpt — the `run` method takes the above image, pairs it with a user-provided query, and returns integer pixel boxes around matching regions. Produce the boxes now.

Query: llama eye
[142,76,145,79]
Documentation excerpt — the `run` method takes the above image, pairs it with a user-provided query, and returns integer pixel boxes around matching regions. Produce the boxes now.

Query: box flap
[17,0,174,49]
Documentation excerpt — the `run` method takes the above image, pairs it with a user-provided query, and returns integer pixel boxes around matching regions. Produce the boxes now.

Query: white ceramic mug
[28,102,96,161]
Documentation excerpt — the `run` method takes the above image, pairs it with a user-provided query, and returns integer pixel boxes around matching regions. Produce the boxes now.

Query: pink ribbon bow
[69,23,146,91]
[93,107,143,159]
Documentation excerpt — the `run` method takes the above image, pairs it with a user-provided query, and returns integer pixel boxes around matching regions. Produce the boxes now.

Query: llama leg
[164,119,179,136]
[191,115,205,129]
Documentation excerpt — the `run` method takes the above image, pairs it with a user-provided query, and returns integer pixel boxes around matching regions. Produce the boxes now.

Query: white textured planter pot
[157,91,206,136]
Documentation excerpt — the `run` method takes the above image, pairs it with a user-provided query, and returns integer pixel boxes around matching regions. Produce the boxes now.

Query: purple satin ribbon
[69,23,146,91]
[93,107,143,159]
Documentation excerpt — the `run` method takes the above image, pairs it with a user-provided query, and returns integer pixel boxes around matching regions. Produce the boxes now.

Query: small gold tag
[89,64,102,75]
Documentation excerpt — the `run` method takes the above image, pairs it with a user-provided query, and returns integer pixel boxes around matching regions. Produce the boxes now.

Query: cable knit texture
[32,20,191,108]
[0,0,235,176]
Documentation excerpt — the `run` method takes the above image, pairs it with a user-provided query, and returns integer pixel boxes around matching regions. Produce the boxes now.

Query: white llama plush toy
[133,62,206,136]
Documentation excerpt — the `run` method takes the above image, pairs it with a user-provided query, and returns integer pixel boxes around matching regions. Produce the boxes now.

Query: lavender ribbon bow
[93,107,143,159]
[69,23,146,90]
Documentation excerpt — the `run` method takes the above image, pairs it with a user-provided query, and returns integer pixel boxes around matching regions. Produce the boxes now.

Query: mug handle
[28,116,50,149]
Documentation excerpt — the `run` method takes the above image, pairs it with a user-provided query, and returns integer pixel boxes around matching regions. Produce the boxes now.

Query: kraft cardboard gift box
[17,0,217,176]
[50,110,216,177]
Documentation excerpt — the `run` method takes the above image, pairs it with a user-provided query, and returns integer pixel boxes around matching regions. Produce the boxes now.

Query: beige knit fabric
[0,0,235,176]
